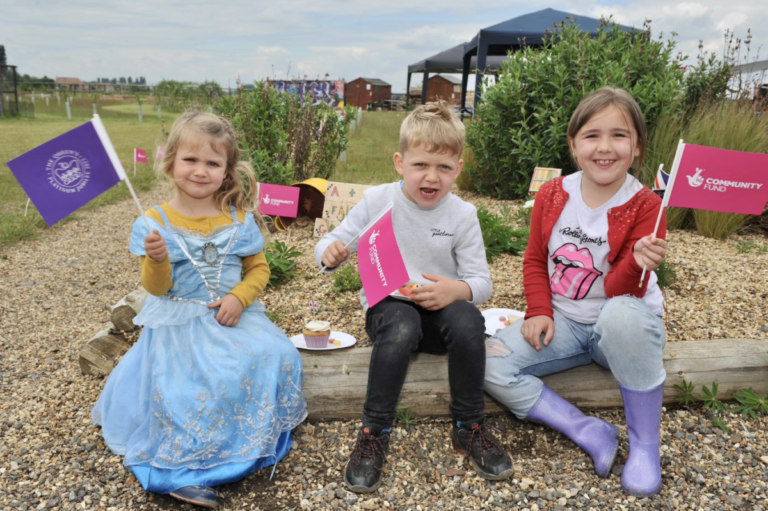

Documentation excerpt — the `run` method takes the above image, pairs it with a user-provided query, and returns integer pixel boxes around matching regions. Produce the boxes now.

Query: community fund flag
[357,205,409,307]
[665,144,768,215]
[258,183,300,218]
[134,148,147,163]
[7,117,126,226]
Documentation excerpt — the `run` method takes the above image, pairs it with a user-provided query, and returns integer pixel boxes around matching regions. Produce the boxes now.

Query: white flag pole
[317,202,394,274]
[640,139,685,287]
[91,115,152,231]
[24,198,31,217]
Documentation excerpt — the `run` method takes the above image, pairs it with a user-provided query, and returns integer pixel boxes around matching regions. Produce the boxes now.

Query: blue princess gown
[92,206,307,494]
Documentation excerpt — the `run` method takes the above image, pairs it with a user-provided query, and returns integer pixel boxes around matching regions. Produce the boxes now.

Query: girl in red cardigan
[485,87,669,497]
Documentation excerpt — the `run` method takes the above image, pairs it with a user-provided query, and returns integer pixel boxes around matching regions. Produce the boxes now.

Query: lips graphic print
[550,243,603,300]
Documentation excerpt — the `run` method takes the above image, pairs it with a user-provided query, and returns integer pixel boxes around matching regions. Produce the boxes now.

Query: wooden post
[79,329,132,376]
[110,287,148,332]
[299,339,768,419]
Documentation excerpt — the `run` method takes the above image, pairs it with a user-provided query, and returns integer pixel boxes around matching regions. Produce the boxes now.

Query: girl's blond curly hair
[159,110,267,231]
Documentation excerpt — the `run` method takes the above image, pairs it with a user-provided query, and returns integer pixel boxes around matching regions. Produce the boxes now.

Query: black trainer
[451,421,514,480]
[344,427,390,493]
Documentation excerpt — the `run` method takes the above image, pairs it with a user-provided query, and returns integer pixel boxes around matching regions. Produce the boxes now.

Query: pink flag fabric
[667,144,768,215]
[357,207,409,308]
[258,183,300,217]
[155,146,165,160]
[135,148,147,163]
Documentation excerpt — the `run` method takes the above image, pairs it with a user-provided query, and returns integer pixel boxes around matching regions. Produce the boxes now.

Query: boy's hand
[321,241,349,269]
[144,230,168,262]
[408,274,471,311]
[208,294,244,327]
[633,235,668,272]
[521,315,554,351]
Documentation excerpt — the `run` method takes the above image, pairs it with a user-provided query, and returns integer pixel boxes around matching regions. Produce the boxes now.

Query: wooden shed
[426,74,462,104]
[345,78,391,109]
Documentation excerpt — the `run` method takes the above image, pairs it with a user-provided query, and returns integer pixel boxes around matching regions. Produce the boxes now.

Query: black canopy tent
[406,43,508,111]
[460,8,637,113]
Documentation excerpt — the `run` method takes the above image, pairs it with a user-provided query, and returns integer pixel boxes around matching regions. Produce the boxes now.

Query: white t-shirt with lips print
[548,172,664,323]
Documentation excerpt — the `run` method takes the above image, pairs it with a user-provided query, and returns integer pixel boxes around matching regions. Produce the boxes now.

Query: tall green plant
[466,19,684,199]
[216,83,352,186]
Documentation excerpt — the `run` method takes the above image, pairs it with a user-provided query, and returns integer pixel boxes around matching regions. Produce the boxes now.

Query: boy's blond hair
[399,101,465,155]
[159,111,265,230]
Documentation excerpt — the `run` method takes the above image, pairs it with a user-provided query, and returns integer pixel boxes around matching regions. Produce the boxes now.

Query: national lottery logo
[262,194,294,207]
[368,229,381,245]
[684,166,763,193]
[686,168,705,188]
[46,150,91,193]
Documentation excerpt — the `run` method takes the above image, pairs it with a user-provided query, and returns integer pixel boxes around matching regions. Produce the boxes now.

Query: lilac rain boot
[526,385,619,478]
[619,383,664,497]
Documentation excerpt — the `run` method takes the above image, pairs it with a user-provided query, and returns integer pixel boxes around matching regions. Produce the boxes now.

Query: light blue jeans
[484,296,666,419]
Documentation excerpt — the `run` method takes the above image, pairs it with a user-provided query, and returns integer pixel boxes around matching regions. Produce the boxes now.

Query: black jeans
[363,297,486,430]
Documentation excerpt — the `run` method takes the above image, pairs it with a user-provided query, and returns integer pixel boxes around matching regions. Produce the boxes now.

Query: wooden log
[300,339,768,420]
[79,328,132,376]
[110,288,148,332]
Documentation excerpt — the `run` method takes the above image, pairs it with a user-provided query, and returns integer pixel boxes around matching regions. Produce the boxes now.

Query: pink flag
[666,144,768,215]
[357,206,409,307]
[135,148,147,163]
[155,146,165,160]
[258,183,300,217]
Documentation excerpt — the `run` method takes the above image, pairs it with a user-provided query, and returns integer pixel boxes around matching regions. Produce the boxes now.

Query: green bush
[266,241,302,287]
[477,206,529,263]
[332,264,362,293]
[466,20,684,199]
[216,83,353,186]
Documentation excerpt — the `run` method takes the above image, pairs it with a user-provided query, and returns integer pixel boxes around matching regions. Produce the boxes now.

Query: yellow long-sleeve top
[141,204,269,309]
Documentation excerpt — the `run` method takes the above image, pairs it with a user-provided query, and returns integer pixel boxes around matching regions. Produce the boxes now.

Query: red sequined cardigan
[523,176,666,320]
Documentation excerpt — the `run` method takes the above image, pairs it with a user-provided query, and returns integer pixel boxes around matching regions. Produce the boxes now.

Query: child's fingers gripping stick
[322,240,350,269]
[634,236,668,272]
[144,230,168,262]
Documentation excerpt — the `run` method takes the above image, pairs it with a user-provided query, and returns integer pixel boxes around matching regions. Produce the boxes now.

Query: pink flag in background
[666,144,768,215]
[357,206,409,307]
[258,183,300,217]
[135,148,147,163]
[155,146,165,160]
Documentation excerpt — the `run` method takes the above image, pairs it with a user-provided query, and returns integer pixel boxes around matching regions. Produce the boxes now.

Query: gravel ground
[1,184,767,511]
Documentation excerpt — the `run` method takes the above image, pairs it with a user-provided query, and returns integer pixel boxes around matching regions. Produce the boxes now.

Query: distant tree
[0,45,6,66]
[111,78,116,84]
[128,76,133,84]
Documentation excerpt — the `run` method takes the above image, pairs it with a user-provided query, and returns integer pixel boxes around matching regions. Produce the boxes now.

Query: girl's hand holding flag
[633,235,668,272]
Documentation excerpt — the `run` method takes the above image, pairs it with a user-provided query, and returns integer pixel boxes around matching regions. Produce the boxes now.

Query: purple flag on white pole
[7,117,126,226]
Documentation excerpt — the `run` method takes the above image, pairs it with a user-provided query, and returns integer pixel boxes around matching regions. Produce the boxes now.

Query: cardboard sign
[529,167,562,195]
[314,181,373,237]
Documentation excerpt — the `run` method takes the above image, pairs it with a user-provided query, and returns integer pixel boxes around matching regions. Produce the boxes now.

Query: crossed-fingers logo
[368,229,380,245]
[686,168,705,188]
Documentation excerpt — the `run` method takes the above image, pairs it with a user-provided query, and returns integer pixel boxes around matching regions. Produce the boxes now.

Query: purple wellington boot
[619,383,664,497]
[526,385,619,478]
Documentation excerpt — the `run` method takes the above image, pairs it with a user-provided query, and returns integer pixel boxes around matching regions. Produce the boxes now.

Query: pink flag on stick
[258,183,300,217]
[135,148,147,163]
[357,205,409,307]
[155,146,165,160]
[666,144,768,215]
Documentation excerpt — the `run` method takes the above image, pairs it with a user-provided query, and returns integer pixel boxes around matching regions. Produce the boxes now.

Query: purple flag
[7,117,125,226]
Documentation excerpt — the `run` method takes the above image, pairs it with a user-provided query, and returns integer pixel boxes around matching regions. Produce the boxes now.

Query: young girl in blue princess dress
[92,111,307,508]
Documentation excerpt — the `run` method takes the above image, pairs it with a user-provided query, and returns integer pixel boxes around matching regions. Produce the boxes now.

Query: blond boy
[315,102,513,493]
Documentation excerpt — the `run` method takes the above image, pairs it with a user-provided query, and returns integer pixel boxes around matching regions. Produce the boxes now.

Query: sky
[1,0,766,92]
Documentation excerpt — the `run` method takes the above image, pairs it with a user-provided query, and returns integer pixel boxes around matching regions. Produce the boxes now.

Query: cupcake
[303,320,331,348]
